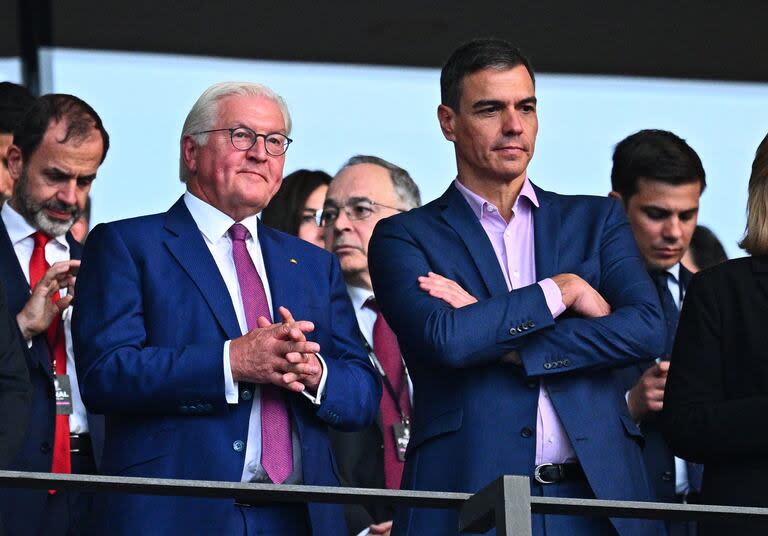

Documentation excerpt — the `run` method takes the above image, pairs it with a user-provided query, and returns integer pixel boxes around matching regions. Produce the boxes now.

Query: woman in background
[663,132,768,535]
[261,169,331,247]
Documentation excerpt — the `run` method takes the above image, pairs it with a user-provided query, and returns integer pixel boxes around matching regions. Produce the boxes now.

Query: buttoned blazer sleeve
[368,192,663,374]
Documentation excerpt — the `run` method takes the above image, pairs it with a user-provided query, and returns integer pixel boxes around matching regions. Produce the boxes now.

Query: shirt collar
[667,262,680,284]
[454,176,539,220]
[1,201,70,250]
[346,284,375,312]
[183,191,260,244]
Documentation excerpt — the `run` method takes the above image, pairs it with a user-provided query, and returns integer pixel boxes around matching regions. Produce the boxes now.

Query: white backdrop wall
[16,49,768,258]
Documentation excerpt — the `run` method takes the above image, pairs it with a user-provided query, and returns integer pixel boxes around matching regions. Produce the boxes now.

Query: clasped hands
[417,271,611,365]
[229,306,322,394]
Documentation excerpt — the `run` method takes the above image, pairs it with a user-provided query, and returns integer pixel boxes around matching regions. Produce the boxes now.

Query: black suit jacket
[329,421,390,534]
[614,263,692,502]
[0,217,104,535]
[0,279,31,468]
[663,256,768,535]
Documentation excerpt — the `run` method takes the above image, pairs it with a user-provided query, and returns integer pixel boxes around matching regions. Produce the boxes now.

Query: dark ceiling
[2,1,766,83]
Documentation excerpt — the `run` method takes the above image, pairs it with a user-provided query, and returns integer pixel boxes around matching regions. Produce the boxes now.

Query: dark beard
[15,168,80,237]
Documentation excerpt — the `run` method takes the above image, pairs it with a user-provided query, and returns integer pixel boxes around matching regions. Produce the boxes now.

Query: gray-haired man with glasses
[324,155,420,536]
[73,83,380,535]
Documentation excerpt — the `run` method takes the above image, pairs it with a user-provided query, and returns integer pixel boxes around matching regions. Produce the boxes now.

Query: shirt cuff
[538,278,566,319]
[300,353,327,405]
[223,340,239,404]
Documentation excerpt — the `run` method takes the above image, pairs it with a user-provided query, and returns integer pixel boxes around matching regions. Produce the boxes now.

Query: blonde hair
[739,133,768,255]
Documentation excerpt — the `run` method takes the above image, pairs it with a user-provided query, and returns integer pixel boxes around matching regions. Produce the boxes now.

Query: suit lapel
[163,197,241,340]
[257,221,292,321]
[531,185,561,280]
[439,184,508,296]
[0,217,56,375]
[0,217,30,314]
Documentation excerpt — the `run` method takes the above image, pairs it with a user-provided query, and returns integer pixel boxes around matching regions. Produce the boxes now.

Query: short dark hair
[13,94,110,164]
[611,129,706,200]
[0,82,35,134]
[689,225,727,270]
[260,169,331,236]
[441,38,535,111]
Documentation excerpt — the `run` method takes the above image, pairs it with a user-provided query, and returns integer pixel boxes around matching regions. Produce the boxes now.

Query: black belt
[534,463,586,484]
[70,433,93,458]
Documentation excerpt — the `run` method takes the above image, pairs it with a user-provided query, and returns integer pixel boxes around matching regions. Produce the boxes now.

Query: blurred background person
[663,132,768,535]
[681,225,728,273]
[609,129,706,536]
[0,82,35,204]
[324,155,420,536]
[69,195,91,243]
[260,168,330,247]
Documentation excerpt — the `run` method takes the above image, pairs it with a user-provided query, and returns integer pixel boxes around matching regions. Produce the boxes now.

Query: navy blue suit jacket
[72,197,380,535]
[368,183,665,536]
[614,264,693,503]
[0,217,104,536]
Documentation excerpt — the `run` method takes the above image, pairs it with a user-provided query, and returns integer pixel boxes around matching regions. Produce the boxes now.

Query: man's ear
[181,136,198,176]
[6,145,23,183]
[608,191,624,203]
[437,104,457,142]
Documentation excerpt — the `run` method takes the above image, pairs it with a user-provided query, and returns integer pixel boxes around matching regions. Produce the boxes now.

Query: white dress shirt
[183,191,327,483]
[1,202,88,434]
[666,263,691,495]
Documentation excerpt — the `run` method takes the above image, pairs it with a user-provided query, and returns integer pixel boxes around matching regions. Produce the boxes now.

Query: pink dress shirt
[454,178,577,464]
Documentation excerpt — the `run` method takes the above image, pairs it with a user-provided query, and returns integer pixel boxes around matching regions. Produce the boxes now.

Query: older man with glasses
[73,83,380,536]
[322,155,420,536]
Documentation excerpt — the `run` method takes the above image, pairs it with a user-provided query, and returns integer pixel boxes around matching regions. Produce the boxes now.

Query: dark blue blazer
[0,217,104,536]
[368,183,666,536]
[614,264,693,503]
[72,197,381,535]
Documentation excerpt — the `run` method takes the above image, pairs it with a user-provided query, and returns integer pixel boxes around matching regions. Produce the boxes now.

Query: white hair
[179,81,292,182]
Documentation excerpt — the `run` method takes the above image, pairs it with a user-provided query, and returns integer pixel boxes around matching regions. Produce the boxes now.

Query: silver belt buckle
[534,463,557,484]
[70,433,80,453]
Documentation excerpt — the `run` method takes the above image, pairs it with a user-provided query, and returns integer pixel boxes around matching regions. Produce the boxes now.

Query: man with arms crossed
[368,39,665,536]
[73,82,380,535]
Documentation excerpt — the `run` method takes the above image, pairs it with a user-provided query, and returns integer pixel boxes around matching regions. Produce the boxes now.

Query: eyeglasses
[320,198,404,228]
[300,208,323,227]
[192,126,293,156]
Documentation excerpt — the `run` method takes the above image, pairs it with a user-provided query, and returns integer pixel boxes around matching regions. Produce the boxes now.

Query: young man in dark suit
[610,129,706,535]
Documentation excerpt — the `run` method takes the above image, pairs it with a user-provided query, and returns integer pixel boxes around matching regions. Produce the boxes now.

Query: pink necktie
[366,298,410,489]
[229,223,293,484]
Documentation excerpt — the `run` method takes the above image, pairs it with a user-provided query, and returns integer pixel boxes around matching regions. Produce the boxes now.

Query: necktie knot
[228,223,250,242]
[32,230,52,250]
[364,296,379,313]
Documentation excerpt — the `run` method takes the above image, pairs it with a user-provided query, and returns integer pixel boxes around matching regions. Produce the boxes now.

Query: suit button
[543,362,552,370]
[562,359,570,366]
[40,441,51,454]
[527,382,537,389]
[520,427,533,438]
[662,471,673,482]
[241,389,253,401]
[232,440,245,452]
[509,327,517,335]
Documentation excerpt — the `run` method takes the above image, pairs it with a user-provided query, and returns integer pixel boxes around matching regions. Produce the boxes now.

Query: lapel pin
[290,258,298,264]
